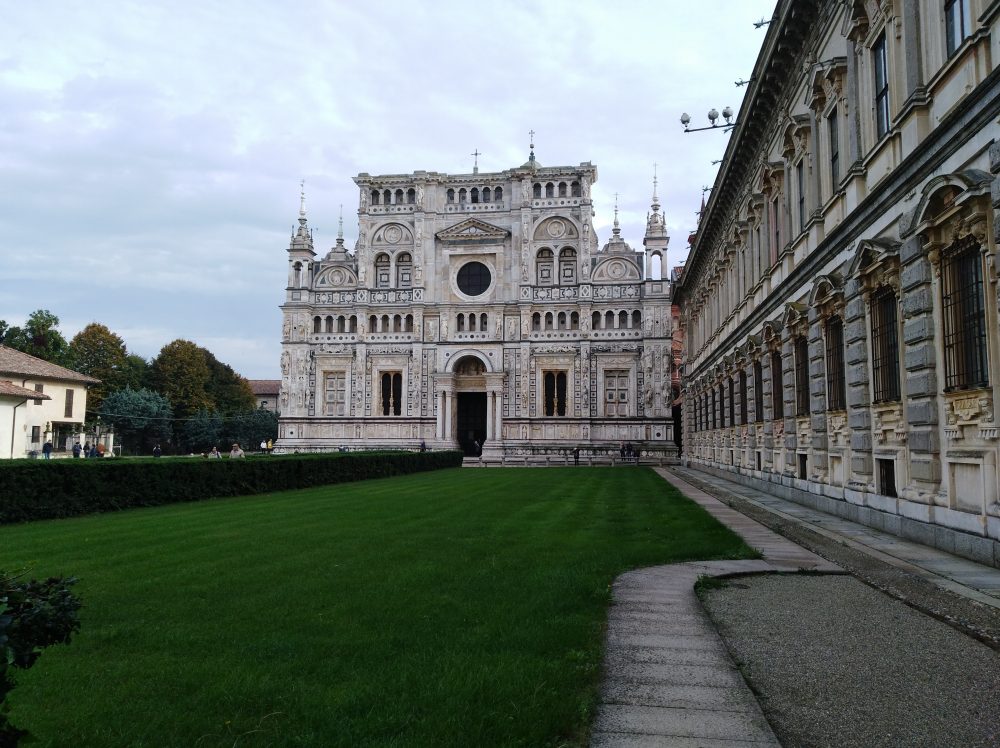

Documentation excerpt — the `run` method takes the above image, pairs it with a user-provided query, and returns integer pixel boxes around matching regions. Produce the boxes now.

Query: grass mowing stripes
[0,467,754,747]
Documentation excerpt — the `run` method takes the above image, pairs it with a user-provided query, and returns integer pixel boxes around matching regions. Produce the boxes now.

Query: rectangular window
[544,371,568,417]
[870,287,901,402]
[824,317,847,411]
[828,106,840,189]
[739,370,748,425]
[942,236,989,390]
[873,34,890,139]
[795,336,810,417]
[64,388,74,418]
[796,160,806,232]
[754,360,764,423]
[728,378,735,427]
[877,458,898,498]
[946,0,972,57]
[711,388,717,429]
[719,383,727,428]
[770,350,784,420]
[798,453,808,480]
[380,371,403,416]
[771,196,782,263]
[31,426,40,443]
[324,372,347,416]
[604,370,629,417]
[33,383,43,404]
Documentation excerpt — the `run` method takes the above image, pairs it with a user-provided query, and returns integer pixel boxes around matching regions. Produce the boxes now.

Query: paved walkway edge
[590,469,841,747]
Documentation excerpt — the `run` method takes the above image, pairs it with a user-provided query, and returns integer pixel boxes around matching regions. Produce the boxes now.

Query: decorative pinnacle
[299,179,306,219]
[613,192,621,237]
[472,148,481,174]
[528,129,535,163]
[337,204,344,240]
[652,162,659,203]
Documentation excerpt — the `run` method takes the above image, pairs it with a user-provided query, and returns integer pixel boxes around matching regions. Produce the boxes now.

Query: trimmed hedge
[0,451,464,524]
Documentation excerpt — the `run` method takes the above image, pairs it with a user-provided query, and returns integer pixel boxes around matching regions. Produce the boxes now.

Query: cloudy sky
[1,0,776,378]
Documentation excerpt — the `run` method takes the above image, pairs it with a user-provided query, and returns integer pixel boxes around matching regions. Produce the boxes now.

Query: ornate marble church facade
[276,155,677,459]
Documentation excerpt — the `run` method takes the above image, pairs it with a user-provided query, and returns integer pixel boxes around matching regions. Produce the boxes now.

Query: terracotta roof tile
[248,379,280,395]
[0,345,100,384]
[0,380,52,399]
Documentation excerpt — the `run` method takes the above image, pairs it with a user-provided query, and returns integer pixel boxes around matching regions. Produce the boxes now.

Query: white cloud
[1,0,776,377]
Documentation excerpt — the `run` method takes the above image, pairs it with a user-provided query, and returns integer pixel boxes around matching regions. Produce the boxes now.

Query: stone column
[435,389,445,438]
[808,308,828,481]
[782,339,797,476]
[486,391,495,441]
[843,277,873,491]
[444,390,454,440]
[899,233,942,500]
[495,389,503,442]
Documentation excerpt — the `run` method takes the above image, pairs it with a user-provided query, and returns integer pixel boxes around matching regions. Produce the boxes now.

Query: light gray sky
[1,0,775,378]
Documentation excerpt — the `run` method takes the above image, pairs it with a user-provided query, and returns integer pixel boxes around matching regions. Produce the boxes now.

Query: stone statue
[281,351,290,376]
[416,184,424,207]
[360,189,368,209]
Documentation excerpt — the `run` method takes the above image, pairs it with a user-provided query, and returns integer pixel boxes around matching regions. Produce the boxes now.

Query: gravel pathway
[701,574,1000,748]
[670,466,1000,648]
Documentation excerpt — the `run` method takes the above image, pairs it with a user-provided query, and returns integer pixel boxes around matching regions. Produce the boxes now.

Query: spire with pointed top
[646,163,666,235]
[288,179,315,255]
[612,192,621,238]
[337,204,344,241]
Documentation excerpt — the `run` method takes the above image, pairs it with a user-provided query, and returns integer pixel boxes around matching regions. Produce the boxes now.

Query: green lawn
[1,467,754,747]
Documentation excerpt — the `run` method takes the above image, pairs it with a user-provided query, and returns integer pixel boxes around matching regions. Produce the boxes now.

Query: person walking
[42,440,53,459]
[72,442,81,458]
[260,440,267,454]
[208,446,221,459]
[573,447,580,466]
[229,443,245,459]
[266,438,273,453]
[152,444,162,458]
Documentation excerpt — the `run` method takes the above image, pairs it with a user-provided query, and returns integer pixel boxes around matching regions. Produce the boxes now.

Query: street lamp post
[680,107,736,133]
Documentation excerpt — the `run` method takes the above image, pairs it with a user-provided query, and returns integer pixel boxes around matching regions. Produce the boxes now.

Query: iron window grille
[873,34,890,139]
[824,316,847,411]
[753,360,764,423]
[739,370,748,425]
[770,350,784,420]
[942,235,989,391]
[794,336,810,416]
[870,287,901,402]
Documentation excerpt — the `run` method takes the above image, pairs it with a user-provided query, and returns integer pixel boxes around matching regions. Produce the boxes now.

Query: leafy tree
[1,571,82,745]
[119,353,151,392]
[148,340,212,419]
[0,309,69,365]
[66,323,128,411]
[99,388,173,455]
[224,408,279,451]
[202,349,256,414]
[180,408,223,453]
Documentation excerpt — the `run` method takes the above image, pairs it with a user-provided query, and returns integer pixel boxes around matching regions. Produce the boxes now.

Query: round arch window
[456,261,492,296]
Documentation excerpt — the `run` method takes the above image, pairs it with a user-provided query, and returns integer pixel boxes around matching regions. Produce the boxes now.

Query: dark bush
[0,451,464,524]
[1,572,82,746]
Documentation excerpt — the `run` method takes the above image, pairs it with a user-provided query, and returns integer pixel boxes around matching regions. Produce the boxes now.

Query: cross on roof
[471,149,481,172]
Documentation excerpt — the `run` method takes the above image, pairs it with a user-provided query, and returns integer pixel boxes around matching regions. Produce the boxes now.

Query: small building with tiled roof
[247,379,280,414]
[0,345,100,458]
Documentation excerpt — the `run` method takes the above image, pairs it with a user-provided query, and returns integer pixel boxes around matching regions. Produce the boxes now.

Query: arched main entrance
[453,355,488,456]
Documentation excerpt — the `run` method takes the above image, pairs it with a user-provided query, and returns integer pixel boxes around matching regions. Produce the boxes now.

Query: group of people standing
[69,441,105,459]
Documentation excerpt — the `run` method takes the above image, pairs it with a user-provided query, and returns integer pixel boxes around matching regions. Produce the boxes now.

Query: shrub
[1,571,82,746]
[0,451,464,525]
